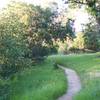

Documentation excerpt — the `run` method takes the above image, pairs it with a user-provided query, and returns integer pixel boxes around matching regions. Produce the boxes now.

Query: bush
[0,79,10,100]
[32,45,49,61]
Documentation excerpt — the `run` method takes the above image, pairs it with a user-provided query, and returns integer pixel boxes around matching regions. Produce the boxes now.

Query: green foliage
[84,32,99,51]
[73,32,85,49]
[68,47,83,53]
[5,58,67,100]
[51,53,100,100]
[0,78,11,100]
[83,22,100,51]
[51,19,75,40]
[0,0,74,79]
[0,2,32,78]
[0,0,74,78]
[71,31,99,52]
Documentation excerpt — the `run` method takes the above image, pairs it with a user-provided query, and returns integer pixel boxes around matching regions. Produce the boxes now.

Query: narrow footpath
[57,65,81,100]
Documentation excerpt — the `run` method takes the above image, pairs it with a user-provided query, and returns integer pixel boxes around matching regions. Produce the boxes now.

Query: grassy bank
[50,52,100,100]
[1,58,67,100]
[1,53,100,100]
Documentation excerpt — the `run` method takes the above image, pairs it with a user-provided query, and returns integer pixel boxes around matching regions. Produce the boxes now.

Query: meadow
[1,52,100,100]
[50,52,100,100]
[6,59,67,100]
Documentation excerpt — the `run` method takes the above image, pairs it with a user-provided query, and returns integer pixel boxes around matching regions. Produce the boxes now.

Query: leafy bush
[0,7,32,78]
[0,79,10,100]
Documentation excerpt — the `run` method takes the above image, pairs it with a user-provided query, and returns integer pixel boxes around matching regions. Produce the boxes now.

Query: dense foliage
[0,1,75,78]
[0,0,100,100]
[0,4,32,78]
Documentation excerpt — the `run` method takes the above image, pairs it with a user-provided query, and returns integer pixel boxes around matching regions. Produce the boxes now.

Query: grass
[1,52,100,100]
[50,52,100,100]
[5,58,67,100]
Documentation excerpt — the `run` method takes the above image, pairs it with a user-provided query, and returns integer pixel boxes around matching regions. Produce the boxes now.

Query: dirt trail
[57,65,81,100]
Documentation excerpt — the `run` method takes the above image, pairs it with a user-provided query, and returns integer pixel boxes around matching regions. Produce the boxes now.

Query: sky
[74,8,89,32]
[0,0,9,8]
[0,0,90,32]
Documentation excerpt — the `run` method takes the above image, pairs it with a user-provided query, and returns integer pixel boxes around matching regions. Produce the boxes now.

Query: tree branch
[66,0,88,5]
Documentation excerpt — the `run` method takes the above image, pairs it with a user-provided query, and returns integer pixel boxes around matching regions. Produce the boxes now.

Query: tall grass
[1,52,100,100]
[6,59,67,100]
[50,52,100,100]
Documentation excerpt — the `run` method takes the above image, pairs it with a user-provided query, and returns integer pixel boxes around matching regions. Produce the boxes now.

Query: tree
[0,0,75,76]
[63,0,100,33]
[25,2,75,58]
[73,32,85,49]
[83,22,99,51]
[0,1,32,78]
